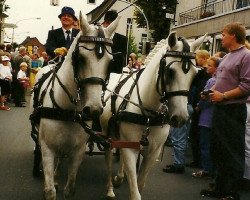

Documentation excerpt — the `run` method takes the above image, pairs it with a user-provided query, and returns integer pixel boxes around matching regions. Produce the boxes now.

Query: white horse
[100,32,207,200]
[30,12,120,200]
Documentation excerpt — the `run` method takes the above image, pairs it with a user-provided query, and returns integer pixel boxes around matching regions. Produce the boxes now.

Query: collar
[62,28,73,33]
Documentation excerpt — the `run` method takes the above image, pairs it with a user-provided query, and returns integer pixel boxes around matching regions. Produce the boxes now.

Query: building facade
[172,0,250,54]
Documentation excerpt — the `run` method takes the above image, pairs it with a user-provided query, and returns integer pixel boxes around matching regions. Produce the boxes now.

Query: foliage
[128,33,138,57]
[134,0,178,42]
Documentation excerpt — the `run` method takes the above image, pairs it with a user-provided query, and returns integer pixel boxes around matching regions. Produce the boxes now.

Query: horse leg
[137,130,168,193]
[105,149,116,199]
[40,141,56,200]
[33,142,42,178]
[54,157,62,192]
[113,155,125,188]
[122,148,141,200]
[64,145,85,199]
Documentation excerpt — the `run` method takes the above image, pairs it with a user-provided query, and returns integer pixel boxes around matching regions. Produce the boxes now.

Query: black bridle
[72,24,113,93]
[156,37,196,102]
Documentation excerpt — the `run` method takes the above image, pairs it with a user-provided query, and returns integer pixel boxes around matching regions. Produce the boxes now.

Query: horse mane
[143,38,168,66]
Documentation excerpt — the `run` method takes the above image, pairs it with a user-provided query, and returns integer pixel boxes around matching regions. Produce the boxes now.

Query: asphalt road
[0,95,249,200]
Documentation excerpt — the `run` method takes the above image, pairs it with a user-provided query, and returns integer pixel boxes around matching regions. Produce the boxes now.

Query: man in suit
[45,6,80,59]
[102,10,128,74]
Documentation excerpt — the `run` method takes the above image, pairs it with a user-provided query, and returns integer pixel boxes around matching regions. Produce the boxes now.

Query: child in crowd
[187,50,211,168]
[15,62,29,107]
[192,56,219,178]
[0,55,12,111]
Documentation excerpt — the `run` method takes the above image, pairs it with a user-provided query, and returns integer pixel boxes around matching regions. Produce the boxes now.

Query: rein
[156,38,196,102]
[31,25,116,151]
[72,23,113,94]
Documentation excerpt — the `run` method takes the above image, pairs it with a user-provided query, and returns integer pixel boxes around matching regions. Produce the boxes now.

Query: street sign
[166,13,175,20]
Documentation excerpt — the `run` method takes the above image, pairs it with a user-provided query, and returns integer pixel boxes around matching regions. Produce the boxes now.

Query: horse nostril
[92,108,103,120]
[82,106,91,118]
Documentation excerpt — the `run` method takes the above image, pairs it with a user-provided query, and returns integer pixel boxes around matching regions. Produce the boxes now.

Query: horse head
[67,12,120,119]
[160,32,207,127]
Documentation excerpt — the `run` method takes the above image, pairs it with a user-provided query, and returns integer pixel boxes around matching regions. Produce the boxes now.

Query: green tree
[128,33,138,57]
[134,0,177,42]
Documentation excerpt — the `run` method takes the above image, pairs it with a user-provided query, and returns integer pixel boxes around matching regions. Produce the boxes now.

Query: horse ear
[79,11,91,34]
[190,33,208,52]
[168,31,177,48]
[105,16,121,38]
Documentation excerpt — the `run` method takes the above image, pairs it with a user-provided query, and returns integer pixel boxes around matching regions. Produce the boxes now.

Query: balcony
[179,0,250,25]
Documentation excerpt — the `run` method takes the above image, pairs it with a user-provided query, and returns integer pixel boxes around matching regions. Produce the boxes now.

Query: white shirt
[0,64,12,80]
[17,70,26,80]
[62,28,72,40]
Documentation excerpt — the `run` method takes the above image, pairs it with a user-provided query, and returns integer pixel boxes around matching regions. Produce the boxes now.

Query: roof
[86,0,117,23]
[20,36,44,46]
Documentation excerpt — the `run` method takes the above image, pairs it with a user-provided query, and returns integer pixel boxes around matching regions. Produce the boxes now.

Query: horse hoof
[113,176,124,188]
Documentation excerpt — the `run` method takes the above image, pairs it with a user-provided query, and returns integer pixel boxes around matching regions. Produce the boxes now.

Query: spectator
[243,40,250,190]
[45,6,80,59]
[102,10,128,74]
[15,62,29,107]
[12,46,28,76]
[192,56,219,178]
[12,46,30,106]
[187,50,211,168]
[163,104,194,174]
[0,55,12,111]
[214,51,227,58]
[201,22,250,200]
[30,53,42,89]
[38,51,49,67]
[0,43,5,55]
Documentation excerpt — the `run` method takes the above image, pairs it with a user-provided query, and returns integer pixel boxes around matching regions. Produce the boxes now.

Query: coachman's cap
[104,10,118,22]
[58,6,77,21]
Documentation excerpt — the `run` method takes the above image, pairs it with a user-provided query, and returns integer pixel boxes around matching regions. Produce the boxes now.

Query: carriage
[29,11,206,200]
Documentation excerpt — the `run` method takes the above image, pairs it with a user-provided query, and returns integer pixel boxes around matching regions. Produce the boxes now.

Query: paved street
[0,95,249,200]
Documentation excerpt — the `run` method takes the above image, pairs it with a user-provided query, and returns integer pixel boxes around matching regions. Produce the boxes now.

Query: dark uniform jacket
[45,28,80,58]
[109,33,128,74]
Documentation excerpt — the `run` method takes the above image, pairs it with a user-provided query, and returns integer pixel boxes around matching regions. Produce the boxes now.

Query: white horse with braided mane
[30,12,120,200]
[100,31,207,200]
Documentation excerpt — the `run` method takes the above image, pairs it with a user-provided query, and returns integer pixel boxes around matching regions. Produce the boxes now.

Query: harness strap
[39,107,90,122]
[111,73,134,115]
[117,69,145,113]
[116,111,169,126]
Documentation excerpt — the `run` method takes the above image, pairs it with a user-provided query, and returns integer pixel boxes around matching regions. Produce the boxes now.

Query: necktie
[66,30,71,49]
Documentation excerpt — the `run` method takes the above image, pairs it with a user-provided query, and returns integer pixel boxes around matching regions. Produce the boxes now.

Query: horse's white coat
[100,32,207,200]
[30,12,120,200]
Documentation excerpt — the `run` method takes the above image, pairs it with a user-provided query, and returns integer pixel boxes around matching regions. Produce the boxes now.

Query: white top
[17,70,26,80]
[0,64,12,80]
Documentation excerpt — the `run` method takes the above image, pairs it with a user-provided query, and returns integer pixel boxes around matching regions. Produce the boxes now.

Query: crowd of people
[0,44,50,110]
[163,22,250,200]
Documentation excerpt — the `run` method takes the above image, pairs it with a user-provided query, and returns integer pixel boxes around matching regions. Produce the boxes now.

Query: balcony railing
[179,0,250,25]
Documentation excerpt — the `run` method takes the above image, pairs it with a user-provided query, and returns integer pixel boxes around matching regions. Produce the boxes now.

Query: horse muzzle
[82,105,103,120]
[168,114,188,128]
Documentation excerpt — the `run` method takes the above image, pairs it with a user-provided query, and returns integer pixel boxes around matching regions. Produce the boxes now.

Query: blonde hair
[195,50,210,59]
[20,62,28,69]
[245,41,250,50]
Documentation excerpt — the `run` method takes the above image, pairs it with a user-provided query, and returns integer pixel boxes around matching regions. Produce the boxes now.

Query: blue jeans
[199,126,214,174]
[170,104,193,167]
